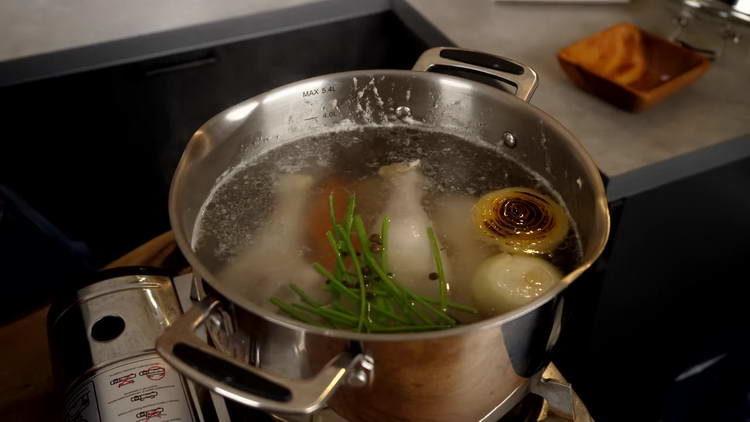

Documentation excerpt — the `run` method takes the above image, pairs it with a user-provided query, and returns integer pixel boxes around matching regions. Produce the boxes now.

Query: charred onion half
[472,187,569,255]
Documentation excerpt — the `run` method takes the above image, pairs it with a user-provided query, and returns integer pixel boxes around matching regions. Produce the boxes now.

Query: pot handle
[412,47,539,102]
[156,298,364,414]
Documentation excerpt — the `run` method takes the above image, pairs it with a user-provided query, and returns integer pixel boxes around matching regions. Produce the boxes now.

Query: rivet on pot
[347,355,375,387]
[347,369,369,387]
[395,106,412,119]
[502,131,517,148]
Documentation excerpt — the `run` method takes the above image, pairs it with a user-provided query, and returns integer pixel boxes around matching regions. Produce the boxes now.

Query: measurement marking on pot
[304,116,318,121]
[302,85,336,97]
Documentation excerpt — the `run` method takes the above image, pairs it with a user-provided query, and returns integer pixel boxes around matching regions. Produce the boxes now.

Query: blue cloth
[0,185,93,321]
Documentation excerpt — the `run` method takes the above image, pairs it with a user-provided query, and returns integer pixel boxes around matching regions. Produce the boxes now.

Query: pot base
[173,275,594,422]
[218,363,593,422]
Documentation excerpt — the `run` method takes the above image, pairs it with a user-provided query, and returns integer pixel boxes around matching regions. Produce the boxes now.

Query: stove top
[172,275,594,422]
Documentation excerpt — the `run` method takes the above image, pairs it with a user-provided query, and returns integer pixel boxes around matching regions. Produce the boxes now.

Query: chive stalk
[380,216,390,271]
[270,297,317,325]
[293,302,358,326]
[344,195,356,237]
[289,283,322,307]
[422,297,479,314]
[271,193,478,333]
[427,227,448,309]
[335,224,367,331]
[328,192,337,234]
[326,230,348,281]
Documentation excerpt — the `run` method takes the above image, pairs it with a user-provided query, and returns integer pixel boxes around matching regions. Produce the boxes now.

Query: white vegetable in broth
[471,254,561,316]
[375,160,446,297]
[432,194,496,307]
[221,174,323,307]
[194,126,584,333]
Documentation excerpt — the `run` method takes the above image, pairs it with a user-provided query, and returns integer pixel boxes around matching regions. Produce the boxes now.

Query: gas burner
[173,275,594,422]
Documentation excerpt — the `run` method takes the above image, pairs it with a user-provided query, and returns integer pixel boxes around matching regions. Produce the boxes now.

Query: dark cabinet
[557,156,750,422]
[0,11,430,268]
[0,11,434,321]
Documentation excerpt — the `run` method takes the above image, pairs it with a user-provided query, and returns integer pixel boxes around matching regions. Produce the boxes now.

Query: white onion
[472,187,569,255]
[471,253,561,316]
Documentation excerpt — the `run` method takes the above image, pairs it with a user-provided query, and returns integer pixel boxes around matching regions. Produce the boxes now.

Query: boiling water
[193,126,582,312]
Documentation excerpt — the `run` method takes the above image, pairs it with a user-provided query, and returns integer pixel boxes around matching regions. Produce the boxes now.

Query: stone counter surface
[406,0,750,176]
[0,0,315,62]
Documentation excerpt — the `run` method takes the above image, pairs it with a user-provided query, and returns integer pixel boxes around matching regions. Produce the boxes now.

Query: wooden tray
[558,23,710,112]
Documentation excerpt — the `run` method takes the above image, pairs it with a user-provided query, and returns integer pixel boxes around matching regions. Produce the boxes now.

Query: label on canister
[64,353,195,422]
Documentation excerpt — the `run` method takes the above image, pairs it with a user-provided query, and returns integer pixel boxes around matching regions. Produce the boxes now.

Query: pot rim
[169,68,611,342]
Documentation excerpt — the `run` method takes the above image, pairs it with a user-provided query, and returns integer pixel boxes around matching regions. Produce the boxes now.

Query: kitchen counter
[0,0,314,63]
[1,0,748,180]
[408,0,750,179]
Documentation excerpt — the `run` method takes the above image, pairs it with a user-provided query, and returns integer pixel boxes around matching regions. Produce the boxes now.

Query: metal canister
[48,268,197,422]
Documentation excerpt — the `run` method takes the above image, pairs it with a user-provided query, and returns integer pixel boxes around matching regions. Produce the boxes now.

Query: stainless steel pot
[156,47,610,421]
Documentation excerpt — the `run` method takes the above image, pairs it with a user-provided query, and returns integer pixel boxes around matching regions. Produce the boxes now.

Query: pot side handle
[156,298,363,414]
[412,47,539,102]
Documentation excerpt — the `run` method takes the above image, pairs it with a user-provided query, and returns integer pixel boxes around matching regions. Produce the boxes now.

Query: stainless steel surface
[171,274,595,421]
[49,272,183,389]
[157,298,364,414]
[537,364,594,422]
[503,131,518,148]
[278,365,593,422]
[412,47,539,101]
[531,376,575,419]
[48,271,197,422]
[723,0,750,20]
[159,47,610,421]
[477,381,534,422]
[214,366,593,422]
[668,0,750,58]
[681,0,750,23]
